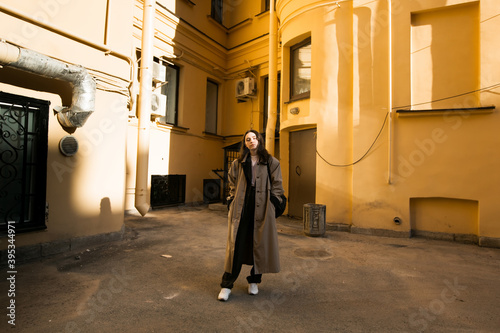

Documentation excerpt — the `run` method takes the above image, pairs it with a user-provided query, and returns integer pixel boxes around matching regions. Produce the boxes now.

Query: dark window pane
[205,80,218,134]
[211,0,223,23]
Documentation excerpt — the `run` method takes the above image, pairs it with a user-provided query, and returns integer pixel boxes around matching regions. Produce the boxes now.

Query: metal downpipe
[387,0,393,184]
[134,0,155,216]
[265,0,278,156]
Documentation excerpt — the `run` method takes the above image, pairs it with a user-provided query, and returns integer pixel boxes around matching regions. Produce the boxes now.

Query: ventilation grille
[203,179,221,203]
[151,175,186,208]
[59,135,79,157]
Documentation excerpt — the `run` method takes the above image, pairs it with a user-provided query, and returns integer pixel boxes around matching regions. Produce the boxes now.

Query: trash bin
[303,203,326,237]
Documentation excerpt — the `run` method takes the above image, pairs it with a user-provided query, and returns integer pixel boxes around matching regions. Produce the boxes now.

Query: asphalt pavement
[1,205,499,332]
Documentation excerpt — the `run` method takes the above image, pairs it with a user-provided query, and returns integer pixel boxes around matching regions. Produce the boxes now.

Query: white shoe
[248,283,258,295]
[218,288,231,301]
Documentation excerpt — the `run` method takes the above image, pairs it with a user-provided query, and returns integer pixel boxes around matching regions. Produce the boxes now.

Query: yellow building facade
[276,0,500,246]
[0,0,135,255]
[1,0,499,257]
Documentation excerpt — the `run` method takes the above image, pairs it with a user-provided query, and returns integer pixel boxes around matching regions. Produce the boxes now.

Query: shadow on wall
[100,197,113,225]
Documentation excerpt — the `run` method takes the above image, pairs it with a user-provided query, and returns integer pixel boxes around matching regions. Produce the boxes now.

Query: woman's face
[245,132,259,152]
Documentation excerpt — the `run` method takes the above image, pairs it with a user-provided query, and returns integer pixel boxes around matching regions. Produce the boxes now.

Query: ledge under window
[181,0,196,6]
[396,106,495,116]
[285,92,310,104]
[203,132,224,140]
[255,10,270,18]
[207,15,228,31]
[227,18,253,32]
[157,122,190,133]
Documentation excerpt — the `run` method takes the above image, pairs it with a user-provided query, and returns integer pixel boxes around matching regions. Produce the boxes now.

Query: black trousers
[221,186,262,289]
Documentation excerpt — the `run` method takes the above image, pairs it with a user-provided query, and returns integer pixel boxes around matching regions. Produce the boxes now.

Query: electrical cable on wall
[392,82,500,110]
[317,112,389,167]
[318,82,500,167]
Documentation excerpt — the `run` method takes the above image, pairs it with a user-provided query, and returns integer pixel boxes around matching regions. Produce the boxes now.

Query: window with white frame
[290,37,311,100]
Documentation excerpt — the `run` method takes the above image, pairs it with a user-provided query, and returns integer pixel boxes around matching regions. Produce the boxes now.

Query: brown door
[288,129,316,218]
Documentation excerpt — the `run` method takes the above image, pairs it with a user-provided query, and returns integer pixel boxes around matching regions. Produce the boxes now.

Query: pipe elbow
[57,70,96,128]
[57,108,94,128]
[0,43,97,128]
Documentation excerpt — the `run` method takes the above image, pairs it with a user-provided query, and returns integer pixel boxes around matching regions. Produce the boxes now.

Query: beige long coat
[224,154,284,274]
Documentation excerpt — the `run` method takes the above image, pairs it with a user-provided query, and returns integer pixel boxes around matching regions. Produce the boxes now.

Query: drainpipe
[387,0,393,184]
[0,41,95,128]
[134,0,155,216]
[265,0,278,156]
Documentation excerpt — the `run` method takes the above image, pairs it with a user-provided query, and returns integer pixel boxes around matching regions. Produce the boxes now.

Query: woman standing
[218,130,284,301]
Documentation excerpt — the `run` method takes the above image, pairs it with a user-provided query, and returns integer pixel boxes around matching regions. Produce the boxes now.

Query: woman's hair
[237,129,270,163]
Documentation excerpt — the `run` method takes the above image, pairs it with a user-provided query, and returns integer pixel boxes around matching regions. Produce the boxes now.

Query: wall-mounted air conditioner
[152,62,166,83]
[151,92,167,117]
[235,77,255,98]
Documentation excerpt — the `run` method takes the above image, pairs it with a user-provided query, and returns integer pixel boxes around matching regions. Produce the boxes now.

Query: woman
[218,129,284,301]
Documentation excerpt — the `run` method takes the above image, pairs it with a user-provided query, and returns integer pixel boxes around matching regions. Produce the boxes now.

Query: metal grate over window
[0,92,49,233]
[151,175,186,208]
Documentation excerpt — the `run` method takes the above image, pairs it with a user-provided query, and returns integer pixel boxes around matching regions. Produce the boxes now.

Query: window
[160,64,180,125]
[265,0,270,11]
[211,0,223,24]
[136,50,180,125]
[290,37,311,100]
[0,92,49,233]
[205,80,218,134]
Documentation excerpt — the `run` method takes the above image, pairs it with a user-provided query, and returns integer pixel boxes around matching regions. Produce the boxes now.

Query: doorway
[288,128,316,218]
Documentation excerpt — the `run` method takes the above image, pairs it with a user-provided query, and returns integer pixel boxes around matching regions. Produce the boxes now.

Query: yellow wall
[125,0,280,211]
[0,0,134,248]
[125,1,230,209]
[274,0,500,241]
[390,0,500,239]
[279,1,356,225]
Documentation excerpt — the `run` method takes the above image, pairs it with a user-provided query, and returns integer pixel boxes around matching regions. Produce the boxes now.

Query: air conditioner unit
[235,77,255,98]
[152,62,166,83]
[151,92,167,117]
